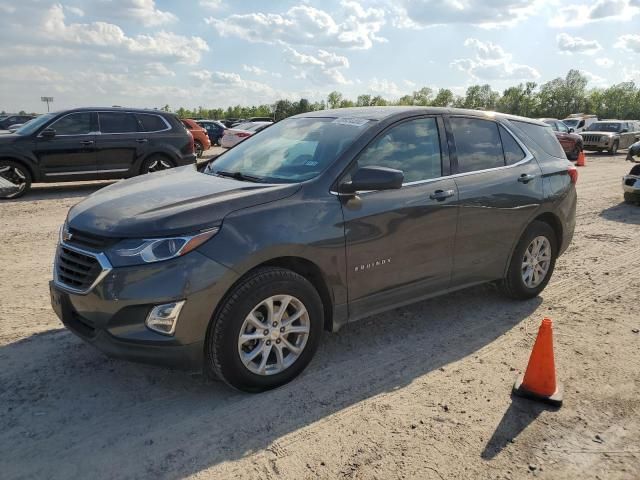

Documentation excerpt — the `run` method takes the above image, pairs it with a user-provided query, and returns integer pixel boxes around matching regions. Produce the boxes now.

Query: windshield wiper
[213,170,264,183]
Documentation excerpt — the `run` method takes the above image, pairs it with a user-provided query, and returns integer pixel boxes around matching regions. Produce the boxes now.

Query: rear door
[94,111,147,179]
[341,116,459,319]
[33,111,98,180]
[447,116,544,287]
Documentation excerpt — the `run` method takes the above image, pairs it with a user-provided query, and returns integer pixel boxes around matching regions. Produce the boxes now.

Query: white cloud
[583,70,607,85]
[391,0,542,28]
[595,58,614,68]
[200,0,223,9]
[63,5,84,17]
[42,5,208,65]
[556,33,602,54]
[549,0,640,27]
[95,0,177,27]
[452,38,540,80]
[368,78,403,96]
[404,79,417,88]
[615,34,640,52]
[242,64,268,76]
[207,2,386,50]
[283,47,351,85]
[142,62,176,77]
[622,67,640,82]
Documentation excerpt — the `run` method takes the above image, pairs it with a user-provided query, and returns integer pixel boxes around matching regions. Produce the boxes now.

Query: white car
[562,115,598,133]
[220,121,272,148]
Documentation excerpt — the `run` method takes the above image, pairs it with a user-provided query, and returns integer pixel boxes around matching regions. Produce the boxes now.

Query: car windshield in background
[206,117,367,183]
[563,119,579,127]
[14,113,54,135]
[589,122,622,132]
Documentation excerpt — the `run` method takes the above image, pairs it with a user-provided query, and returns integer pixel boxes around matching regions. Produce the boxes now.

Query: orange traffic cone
[576,150,586,167]
[513,318,563,406]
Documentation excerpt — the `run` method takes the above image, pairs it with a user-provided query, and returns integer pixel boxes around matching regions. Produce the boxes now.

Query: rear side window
[357,117,442,183]
[137,114,167,132]
[512,121,566,158]
[99,112,138,134]
[450,117,504,173]
[499,126,526,165]
[50,112,93,135]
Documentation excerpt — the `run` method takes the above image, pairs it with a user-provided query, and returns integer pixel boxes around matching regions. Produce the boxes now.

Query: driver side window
[49,113,92,136]
[356,118,442,183]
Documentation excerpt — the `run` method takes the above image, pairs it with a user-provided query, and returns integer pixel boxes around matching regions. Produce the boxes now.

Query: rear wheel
[500,221,558,300]
[140,155,175,174]
[206,267,323,392]
[0,160,31,199]
[194,141,204,158]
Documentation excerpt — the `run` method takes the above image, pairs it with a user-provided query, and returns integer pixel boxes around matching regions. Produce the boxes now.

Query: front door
[340,116,459,320]
[447,116,544,287]
[34,111,97,180]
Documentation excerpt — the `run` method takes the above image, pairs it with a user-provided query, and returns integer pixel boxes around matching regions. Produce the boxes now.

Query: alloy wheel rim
[521,236,551,289]
[146,159,172,173]
[0,165,27,198]
[238,295,310,376]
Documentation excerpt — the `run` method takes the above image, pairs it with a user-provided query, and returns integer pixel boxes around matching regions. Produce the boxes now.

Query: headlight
[106,228,219,267]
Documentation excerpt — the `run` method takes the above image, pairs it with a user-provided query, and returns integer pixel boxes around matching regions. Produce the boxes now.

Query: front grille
[66,228,119,251]
[582,135,603,144]
[56,246,103,292]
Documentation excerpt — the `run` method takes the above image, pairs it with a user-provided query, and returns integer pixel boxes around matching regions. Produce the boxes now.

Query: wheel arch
[0,156,37,182]
[532,212,563,249]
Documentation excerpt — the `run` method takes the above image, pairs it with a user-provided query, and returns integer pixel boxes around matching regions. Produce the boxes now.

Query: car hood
[67,166,300,238]
[581,131,616,136]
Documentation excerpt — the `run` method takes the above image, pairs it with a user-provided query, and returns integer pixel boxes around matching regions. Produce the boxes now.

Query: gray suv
[580,120,640,155]
[50,107,577,392]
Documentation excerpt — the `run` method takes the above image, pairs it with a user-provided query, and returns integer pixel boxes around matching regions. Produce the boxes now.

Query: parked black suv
[50,107,577,392]
[0,107,196,199]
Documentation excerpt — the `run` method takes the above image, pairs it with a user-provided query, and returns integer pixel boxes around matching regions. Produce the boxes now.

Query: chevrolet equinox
[50,107,577,392]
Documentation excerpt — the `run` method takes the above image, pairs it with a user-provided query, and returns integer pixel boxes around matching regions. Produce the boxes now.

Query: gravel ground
[1,152,639,480]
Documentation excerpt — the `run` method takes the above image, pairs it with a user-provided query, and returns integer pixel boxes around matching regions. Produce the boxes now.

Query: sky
[0,0,639,113]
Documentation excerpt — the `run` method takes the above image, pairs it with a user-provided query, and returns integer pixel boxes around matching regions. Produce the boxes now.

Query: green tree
[327,91,343,109]
[432,89,454,107]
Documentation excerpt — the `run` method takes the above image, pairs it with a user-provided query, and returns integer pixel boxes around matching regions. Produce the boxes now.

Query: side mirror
[340,166,404,194]
[568,128,574,133]
[41,128,56,139]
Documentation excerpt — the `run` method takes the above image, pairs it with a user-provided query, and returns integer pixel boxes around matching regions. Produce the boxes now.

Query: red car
[181,118,211,158]
[539,118,584,160]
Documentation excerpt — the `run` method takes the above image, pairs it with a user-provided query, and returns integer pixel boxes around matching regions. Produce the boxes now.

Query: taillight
[236,132,251,138]
[187,131,194,154]
[568,164,578,184]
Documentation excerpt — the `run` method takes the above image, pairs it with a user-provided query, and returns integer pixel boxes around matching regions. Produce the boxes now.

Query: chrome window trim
[53,241,113,295]
[98,111,171,135]
[331,118,534,196]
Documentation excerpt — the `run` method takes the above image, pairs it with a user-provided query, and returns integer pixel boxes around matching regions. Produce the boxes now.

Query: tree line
[166,70,640,123]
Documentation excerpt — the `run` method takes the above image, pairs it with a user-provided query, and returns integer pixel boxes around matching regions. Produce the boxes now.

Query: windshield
[589,122,621,132]
[563,119,579,127]
[206,117,368,183]
[14,113,54,135]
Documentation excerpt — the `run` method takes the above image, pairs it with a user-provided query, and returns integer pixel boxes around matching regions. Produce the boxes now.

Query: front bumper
[623,175,640,199]
[581,135,613,150]
[50,250,238,371]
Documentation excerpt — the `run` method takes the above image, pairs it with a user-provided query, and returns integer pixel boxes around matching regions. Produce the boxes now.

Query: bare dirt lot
[1,152,639,480]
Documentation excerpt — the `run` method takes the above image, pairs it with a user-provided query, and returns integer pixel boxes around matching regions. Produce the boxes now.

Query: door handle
[518,173,536,184]
[136,138,149,143]
[429,189,455,201]
[80,140,94,146]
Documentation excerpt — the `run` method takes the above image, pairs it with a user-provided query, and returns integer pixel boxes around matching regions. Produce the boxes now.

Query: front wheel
[0,160,31,199]
[500,221,558,300]
[609,141,619,156]
[194,141,204,158]
[206,267,324,392]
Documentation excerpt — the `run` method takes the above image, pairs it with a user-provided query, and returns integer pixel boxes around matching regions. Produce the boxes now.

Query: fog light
[145,301,185,336]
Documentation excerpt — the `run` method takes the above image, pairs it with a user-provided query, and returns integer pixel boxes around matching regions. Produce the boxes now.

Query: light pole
[41,97,54,112]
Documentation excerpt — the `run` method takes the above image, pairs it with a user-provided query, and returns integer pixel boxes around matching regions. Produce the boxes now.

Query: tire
[609,141,619,156]
[194,141,204,158]
[0,160,31,199]
[206,267,324,392]
[624,192,640,205]
[140,155,175,174]
[500,221,558,300]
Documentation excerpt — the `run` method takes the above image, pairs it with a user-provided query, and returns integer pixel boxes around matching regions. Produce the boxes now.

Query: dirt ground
[1,152,639,480]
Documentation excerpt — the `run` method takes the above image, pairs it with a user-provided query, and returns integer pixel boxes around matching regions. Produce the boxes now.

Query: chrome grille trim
[53,241,112,295]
